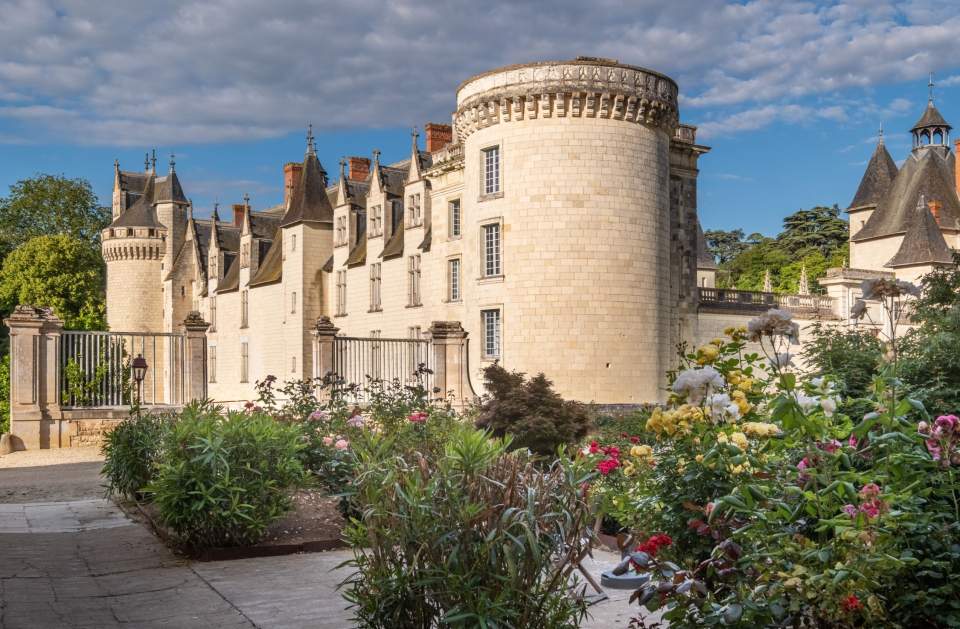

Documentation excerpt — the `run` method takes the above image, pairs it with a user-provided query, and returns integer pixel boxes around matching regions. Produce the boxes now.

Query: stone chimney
[283,162,303,208]
[232,203,246,228]
[928,198,943,225]
[425,123,453,152]
[348,156,370,182]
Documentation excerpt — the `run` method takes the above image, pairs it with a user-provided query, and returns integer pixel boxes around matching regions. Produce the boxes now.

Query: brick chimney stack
[425,123,453,152]
[928,199,943,225]
[283,162,303,208]
[232,203,246,228]
[348,156,370,182]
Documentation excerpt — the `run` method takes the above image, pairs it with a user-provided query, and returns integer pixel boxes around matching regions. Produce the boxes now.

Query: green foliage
[900,258,960,417]
[342,426,593,628]
[716,205,848,292]
[802,322,883,418]
[61,358,111,406]
[476,363,591,456]
[101,411,171,499]
[0,234,106,330]
[0,353,9,434]
[146,404,306,548]
[0,174,108,262]
[704,228,752,264]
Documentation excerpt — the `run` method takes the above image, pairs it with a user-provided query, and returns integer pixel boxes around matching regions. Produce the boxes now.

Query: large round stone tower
[455,57,680,403]
[101,185,165,334]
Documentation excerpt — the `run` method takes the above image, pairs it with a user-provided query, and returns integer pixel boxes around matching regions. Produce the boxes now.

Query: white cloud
[0,0,956,145]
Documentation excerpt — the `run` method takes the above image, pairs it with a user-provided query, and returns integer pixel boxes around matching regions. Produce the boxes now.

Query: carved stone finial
[183,311,209,331]
[314,315,340,336]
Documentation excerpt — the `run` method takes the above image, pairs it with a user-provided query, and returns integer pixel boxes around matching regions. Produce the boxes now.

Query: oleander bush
[146,404,306,548]
[341,426,593,628]
[101,409,173,499]
[476,363,591,456]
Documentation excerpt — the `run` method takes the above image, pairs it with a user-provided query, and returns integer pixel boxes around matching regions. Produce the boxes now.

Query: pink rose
[842,504,858,518]
[848,434,858,449]
[335,439,349,450]
[859,483,881,498]
[797,458,809,471]
[859,501,880,518]
[926,439,943,461]
[408,412,428,424]
[322,436,334,446]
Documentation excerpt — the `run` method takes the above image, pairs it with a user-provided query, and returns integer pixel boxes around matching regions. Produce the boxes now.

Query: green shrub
[342,427,593,628]
[475,363,591,455]
[100,410,171,499]
[146,405,306,548]
[0,352,9,434]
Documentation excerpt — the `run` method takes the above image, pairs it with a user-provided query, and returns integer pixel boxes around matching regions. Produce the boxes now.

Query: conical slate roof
[110,175,161,228]
[849,140,898,209]
[696,222,717,269]
[280,151,334,227]
[851,147,960,241]
[912,102,951,132]
[885,198,955,268]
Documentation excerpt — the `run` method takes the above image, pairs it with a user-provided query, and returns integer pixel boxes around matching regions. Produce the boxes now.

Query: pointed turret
[911,74,951,150]
[849,128,899,210]
[279,127,334,227]
[407,127,424,182]
[110,174,160,228]
[695,222,716,270]
[154,153,188,204]
[885,195,955,268]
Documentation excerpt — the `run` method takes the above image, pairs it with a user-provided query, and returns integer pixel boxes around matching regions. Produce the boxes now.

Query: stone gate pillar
[3,306,63,449]
[311,316,340,394]
[428,321,475,407]
[182,312,210,403]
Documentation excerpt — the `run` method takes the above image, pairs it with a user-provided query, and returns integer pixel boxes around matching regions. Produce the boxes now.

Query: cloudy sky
[0,0,958,234]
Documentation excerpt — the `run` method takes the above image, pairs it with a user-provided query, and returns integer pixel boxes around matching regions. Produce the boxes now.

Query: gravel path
[0,447,106,503]
[0,446,104,469]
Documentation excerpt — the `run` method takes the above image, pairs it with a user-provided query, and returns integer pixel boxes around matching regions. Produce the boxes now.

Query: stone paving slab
[0,499,131,533]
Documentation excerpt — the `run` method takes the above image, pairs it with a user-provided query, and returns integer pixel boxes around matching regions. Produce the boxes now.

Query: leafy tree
[0,174,109,263]
[704,229,749,264]
[899,256,960,416]
[778,205,847,256]
[0,235,106,330]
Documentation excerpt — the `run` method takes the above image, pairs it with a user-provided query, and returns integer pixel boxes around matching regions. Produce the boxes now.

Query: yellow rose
[731,431,749,450]
[695,454,704,463]
[717,433,729,444]
[696,344,720,364]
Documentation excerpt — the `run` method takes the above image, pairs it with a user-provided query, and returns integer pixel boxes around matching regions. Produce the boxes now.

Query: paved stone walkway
[0,451,651,627]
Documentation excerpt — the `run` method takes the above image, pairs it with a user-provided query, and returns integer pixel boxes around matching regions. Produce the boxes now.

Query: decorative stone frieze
[454,58,679,141]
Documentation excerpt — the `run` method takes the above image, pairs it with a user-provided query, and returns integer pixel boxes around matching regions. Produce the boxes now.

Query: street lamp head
[132,354,148,384]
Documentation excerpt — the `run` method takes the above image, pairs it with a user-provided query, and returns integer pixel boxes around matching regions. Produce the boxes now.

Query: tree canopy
[714,205,848,293]
[0,174,109,263]
[0,234,106,330]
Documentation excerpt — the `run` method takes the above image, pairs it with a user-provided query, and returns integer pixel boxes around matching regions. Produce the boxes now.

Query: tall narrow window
[483,146,500,195]
[449,199,461,237]
[208,345,217,383]
[336,216,347,246]
[369,263,382,311]
[370,205,383,237]
[448,258,461,302]
[483,223,501,277]
[336,271,347,316]
[291,234,297,251]
[241,290,249,328]
[291,356,296,374]
[240,342,249,383]
[291,291,297,314]
[407,254,421,306]
[481,309,501,359]
[209,297,217,332]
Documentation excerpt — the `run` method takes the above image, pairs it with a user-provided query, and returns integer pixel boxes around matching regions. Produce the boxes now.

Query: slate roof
[912,102,951,131]
[885,198,956,268]
[249,229,283,287]
[280,151,334,227]
[322,255,333,273]
[345,237,367,267]
[381,224,404,259]
[696,222,717,270]
[154,171,187,204]
[110,176,161,228]
[849,140,899,210]
[217,252,241,292]
[851,147,960,241]
[418,225,431,252]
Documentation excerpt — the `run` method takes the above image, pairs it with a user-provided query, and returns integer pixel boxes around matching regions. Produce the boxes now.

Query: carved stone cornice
[454,59,679,141]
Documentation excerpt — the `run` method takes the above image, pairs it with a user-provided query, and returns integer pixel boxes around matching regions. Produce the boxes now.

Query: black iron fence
[60,330,186,407]
[331,335,434,394]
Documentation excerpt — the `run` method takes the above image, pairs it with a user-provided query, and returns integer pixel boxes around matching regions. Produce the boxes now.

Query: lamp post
[132,354,148,408]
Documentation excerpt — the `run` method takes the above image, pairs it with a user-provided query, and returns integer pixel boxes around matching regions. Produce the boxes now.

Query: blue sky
[0,0,958,236]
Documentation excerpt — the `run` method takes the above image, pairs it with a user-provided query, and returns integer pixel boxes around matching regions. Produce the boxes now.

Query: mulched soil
[129,488,347,561]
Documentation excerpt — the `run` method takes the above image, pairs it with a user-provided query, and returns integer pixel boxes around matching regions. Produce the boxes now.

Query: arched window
[933,129,943,145]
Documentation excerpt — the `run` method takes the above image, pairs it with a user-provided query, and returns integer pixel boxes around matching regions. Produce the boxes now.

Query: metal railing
[698,288,837,318]
[332,335,434,394]
[60,331,186,408]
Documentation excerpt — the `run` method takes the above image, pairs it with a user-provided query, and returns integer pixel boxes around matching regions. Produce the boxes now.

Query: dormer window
[335,216,348,247]
[369,205,383,237]
[407,193,422,227]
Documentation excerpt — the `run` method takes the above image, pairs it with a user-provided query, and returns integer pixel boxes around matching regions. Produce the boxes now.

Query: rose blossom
[842,504,858,518]
[322,436,334,446]
[335,439,349,450]
[310,410,329,421]
[408,411,428,424]
[859,483,881,498]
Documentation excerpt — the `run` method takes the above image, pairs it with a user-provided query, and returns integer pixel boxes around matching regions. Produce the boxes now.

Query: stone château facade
[101,58,959,405]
